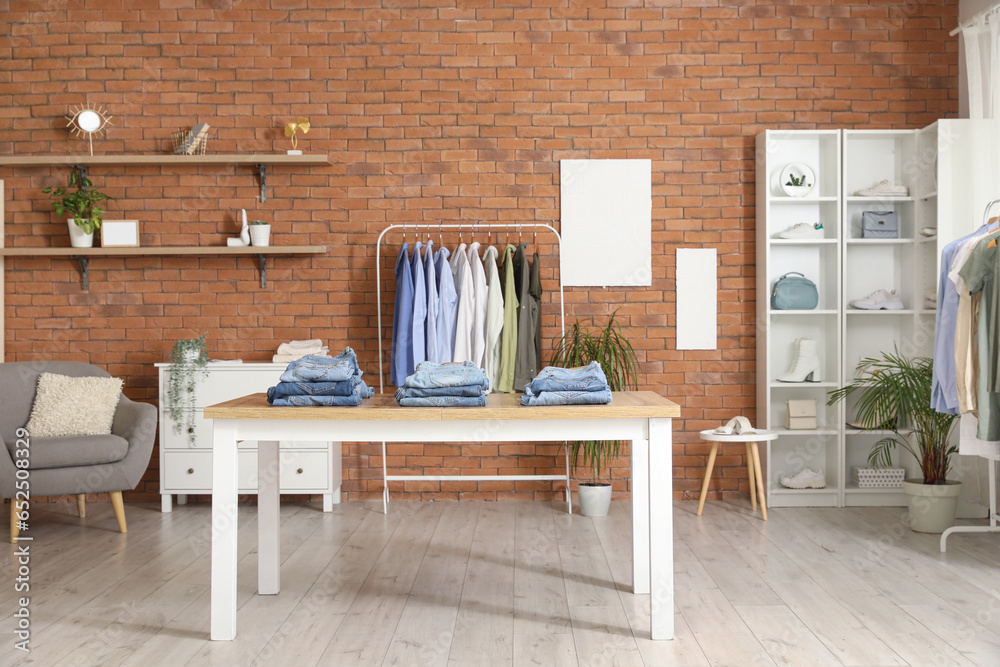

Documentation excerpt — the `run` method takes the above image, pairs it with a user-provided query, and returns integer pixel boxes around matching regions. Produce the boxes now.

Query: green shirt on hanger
[498,244,519,393]
[958,234,1000,440]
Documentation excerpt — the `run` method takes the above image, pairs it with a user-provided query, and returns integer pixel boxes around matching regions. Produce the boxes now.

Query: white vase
[903,479,962,533]
[249,225,271,247]
[67,218,94,248]
[577,483,612,517]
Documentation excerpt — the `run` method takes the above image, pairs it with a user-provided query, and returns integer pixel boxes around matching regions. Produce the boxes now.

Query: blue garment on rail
[279,348,361,384]
[424,239,441,362]
[435,246,458,365]
[390,243,415,387]
[411,241,428,371]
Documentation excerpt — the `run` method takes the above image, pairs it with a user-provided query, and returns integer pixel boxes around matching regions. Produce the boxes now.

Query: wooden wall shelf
[0,245,328,289]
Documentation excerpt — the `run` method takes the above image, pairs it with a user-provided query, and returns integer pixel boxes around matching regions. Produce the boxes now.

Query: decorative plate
[779,163,816,197]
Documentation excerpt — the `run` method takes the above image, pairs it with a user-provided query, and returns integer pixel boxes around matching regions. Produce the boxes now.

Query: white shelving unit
[756,121,993,508]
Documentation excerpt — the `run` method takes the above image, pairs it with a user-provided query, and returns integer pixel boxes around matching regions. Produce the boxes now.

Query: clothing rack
[374,222,570,513]
[941,198,1000,551]
[950,3,1000,36]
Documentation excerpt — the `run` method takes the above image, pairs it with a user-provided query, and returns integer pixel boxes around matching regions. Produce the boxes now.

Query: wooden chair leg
[109,491,127,533]
[696,442,720,516]
[77,494,86,518]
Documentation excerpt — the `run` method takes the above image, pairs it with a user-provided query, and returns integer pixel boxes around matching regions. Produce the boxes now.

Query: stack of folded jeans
[395,361,489,407]
[521,361,612,406]
[267,347,374,406]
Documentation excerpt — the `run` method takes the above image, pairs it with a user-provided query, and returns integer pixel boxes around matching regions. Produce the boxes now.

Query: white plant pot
[286,149,302,155]
[577,483,612,517]
[249,225,271,247]
[67,218,94,248]
[903,479,962,533]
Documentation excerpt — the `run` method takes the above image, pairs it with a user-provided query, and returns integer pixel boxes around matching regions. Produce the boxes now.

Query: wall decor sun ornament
[66,104,112,155]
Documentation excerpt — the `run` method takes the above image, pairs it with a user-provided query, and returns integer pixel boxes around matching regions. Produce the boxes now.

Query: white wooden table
[697,428,778,520]
[204,391,680,642]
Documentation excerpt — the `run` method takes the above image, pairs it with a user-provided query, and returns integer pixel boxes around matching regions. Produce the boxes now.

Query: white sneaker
[780,467,826,489]
[774,222,824,239]
[854,179,908,197]
[919,227,937,237]
[849,289,904,310]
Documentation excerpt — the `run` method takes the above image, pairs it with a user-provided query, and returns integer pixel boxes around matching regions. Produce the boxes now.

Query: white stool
[697,428,778,520]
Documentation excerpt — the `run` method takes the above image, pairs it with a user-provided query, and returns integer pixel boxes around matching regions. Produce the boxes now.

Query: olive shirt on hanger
[390,243,414,387]
[498,244,519,393]
[513,242,538,390]
[482,245,504,392]
[957,235,1000,440]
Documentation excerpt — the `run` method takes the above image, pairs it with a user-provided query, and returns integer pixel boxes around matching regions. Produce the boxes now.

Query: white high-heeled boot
[777,337,822,382]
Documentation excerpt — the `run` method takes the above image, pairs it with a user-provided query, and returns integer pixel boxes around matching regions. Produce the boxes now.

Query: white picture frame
[100,220,139,247]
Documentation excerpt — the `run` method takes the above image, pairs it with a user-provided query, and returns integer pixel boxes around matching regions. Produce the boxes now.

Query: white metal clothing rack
[374,222,569,513]
[941,198,1000,551]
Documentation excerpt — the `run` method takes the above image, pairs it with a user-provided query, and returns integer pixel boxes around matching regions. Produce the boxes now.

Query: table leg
[750,442,767,521]
[745,442,757,512]
[696,442,719,516]
[649,418,674,641]
[258,440,280,595]
[631,438,650,595]
[211,420,239,641]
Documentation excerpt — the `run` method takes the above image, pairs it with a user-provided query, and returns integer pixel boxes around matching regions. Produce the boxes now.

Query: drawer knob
[187,386,194,393]
[187,427,194,434]
[297,468,304,474]
[187,468,194,474]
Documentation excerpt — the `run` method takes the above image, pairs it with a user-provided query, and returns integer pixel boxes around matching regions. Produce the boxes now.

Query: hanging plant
[167,334,208,446]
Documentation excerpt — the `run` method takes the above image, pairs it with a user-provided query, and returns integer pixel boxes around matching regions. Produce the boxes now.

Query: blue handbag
[770,272,819,310]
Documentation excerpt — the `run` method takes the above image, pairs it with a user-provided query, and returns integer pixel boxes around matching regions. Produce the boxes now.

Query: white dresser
[155,362,341,512]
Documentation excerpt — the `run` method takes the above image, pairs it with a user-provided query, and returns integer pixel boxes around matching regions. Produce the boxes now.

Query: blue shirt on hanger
[424,239,440,362]
[435,246,458,363]
[411,241,427,371]
[391,243,414,387]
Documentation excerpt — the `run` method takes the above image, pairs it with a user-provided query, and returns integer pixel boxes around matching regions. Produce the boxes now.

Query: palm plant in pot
[827,350,960,533]
[42,170,116,248]
[167,334,208,446]
[550,310,639,517]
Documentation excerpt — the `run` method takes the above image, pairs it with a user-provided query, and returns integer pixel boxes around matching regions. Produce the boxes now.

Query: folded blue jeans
[268,383,372,407]
[404,361,488,389]
[526,361,609,394]
[267,375,363,400]
[520,388,613,406]
[397,394,488,407]
[395,384,487,399]
[279,348,360,383]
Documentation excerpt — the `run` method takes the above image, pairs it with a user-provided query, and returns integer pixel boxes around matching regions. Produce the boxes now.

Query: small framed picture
[101,220,140,247]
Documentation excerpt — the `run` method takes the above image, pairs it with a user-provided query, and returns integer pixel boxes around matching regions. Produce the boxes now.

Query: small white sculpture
[227,209,251,247]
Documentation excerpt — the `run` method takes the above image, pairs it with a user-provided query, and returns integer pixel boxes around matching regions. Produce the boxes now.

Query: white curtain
[962,12,1000,118]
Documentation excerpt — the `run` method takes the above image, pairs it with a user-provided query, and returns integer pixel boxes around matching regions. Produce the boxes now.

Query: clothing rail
[374,222,569,513]
[375,222,566,393]
[950,4,1000,36]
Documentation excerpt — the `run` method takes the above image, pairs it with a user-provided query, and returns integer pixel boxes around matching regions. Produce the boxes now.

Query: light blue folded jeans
[267,374,363,400]
[269,382,373,406]
[397,394,488,407]
[395,384,487,399]
[520,388,613,406]
[526,361,609,393]
[279,348,359,383]
[404,361,488,389]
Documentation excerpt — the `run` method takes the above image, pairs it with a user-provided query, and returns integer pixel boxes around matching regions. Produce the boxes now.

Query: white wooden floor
[3,498,999,666]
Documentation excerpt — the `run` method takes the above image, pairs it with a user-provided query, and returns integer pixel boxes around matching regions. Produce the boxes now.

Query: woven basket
[852,466,905,488]
[171,129,208,155]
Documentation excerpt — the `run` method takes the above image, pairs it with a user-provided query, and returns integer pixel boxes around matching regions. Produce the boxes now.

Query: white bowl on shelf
[779,163,816,197]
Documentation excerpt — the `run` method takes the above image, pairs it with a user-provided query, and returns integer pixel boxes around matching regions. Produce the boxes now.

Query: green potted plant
[42,170,117,248]
[248,220,270,247]
[167,334,208,446]
[827,350,960,533]
[550,309,639,517]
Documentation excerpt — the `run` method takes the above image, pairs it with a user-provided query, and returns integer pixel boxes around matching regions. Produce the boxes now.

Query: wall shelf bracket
[75,256,90,290]
[72,164,89,187]
[257,254,267,288]
[256,163,267,202]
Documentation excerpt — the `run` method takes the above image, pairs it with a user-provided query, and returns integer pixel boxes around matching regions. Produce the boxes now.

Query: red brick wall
[0,1,959,504]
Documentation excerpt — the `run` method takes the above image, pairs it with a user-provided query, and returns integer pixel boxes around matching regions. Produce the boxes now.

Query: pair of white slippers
[714,416,756,435]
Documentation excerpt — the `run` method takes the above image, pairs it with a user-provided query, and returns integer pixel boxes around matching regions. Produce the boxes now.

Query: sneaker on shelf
[779,467,826,489]
[774,222,824,239]
[924,289,938,309]
[919,227,937,237]
[849,289,904,310]
[854,179,908,197]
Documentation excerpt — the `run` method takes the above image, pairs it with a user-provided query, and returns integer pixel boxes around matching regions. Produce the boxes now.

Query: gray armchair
[0,361,157,542]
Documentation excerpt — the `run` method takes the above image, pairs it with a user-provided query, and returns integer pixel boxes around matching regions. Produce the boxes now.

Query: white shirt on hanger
[467,241,488,368]
[450,242,474,363]
[482,245,504,391]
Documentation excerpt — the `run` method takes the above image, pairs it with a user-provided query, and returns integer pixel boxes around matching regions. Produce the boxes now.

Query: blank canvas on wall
[560,159,652,287]
[675,248,717,350]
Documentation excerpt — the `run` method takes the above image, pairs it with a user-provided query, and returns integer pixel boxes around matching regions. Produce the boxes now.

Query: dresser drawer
[161,409,211,450]
[162,451,215,491]
[246,450,331,491]
[160,365,283,409]
[162,450,330,493]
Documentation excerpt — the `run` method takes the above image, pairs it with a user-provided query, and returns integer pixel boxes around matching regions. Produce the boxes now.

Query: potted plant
[283,117,310,155]
[827,350,960,533]
[42,171,117,248]
[248,220,271,247]
[167,334,208,446]
[550,309,639,517]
